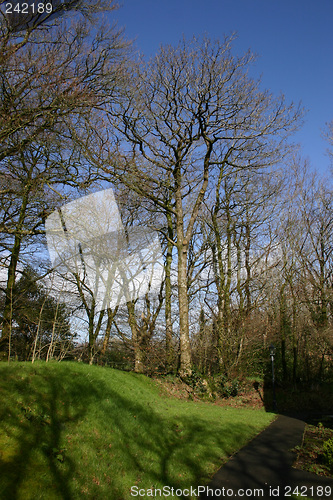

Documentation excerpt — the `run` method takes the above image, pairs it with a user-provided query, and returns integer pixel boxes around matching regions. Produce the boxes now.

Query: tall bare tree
[0,7,130,356]
[97,36,302,376]
[0,0,125,162]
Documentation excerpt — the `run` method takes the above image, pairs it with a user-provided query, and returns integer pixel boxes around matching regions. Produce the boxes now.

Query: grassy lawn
[0,362,274,499]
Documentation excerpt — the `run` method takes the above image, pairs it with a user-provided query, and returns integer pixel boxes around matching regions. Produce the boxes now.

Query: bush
[212,375,239,398]
[222,379,239,398]
[183,370,208,393]
[323,438,333,471]
[183,371,241,399]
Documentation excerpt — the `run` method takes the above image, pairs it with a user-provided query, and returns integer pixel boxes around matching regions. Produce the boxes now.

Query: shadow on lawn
[0,366,88,499]
[100,389,258,498]
[0,364,263,500]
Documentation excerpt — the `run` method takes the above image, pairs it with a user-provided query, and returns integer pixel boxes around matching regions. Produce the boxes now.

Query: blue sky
[110,0,333,175]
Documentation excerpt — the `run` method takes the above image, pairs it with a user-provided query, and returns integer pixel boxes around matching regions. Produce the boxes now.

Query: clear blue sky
[110,0,333,175]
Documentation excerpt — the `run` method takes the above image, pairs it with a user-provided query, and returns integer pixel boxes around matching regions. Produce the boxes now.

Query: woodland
[0,0,332,388]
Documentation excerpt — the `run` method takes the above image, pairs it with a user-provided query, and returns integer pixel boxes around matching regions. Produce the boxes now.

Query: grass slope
[0,362,274,499]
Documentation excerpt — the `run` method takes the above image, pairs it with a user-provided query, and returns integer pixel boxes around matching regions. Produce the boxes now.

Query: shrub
[212,375,239,398]
[323,438,333,471]
[183,369,209,394]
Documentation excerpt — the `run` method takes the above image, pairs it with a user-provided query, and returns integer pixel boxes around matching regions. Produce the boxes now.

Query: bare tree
[203,161,284,372]
[0,1,128,163]
[0,9,130,355]
[1,0,115,33]
[258,158,333,382]
[97,36,302,376]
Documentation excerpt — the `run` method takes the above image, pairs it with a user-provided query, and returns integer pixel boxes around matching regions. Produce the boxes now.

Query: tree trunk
[176,236,192,377]
[88,306,105,365]
[1,187,30,353]
[165,210,174,370]
[88,310,95,365]
[279,287,288,381]
[101,306,118,356]
[244,219,252,313]
[293,345,298,385]
[46,300,60,362]
[127,300,145,373]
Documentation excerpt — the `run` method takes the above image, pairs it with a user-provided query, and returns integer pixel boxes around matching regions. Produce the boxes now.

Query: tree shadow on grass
[89,381,271,499]
[0,364,266,500]
[0,364,96,499]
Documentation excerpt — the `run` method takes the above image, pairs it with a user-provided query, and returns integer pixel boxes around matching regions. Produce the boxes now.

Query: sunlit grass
[0,361,274,499]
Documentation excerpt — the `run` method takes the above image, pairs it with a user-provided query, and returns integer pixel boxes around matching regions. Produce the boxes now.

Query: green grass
[0,362,274,499]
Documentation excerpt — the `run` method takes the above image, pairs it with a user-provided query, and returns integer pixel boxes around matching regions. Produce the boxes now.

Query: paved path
[200,415,333,499]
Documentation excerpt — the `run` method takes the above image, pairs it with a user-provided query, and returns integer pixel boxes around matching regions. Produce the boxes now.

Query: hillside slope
[0,362,274,499]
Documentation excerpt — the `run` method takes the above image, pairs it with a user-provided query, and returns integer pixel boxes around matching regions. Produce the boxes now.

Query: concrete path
[200,415,333,499]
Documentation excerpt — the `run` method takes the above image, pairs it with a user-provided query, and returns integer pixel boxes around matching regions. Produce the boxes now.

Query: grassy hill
[0,362,274,499]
